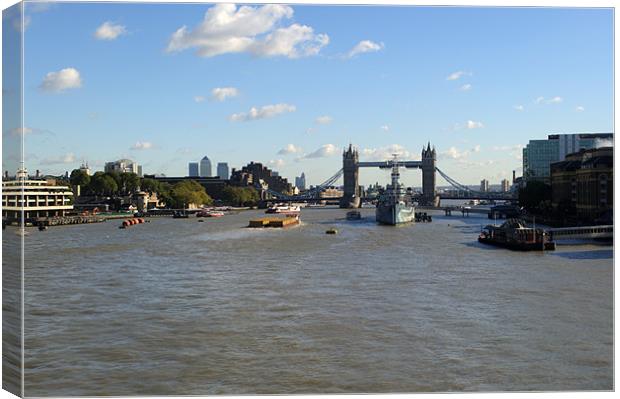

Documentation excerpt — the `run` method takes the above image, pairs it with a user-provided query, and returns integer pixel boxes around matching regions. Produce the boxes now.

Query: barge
[248,215,300,228]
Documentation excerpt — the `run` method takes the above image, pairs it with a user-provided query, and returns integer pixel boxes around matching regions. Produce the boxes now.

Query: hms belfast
[376,156,415,225]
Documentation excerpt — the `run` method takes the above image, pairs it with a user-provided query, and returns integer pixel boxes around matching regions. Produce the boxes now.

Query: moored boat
[478,219,556,251]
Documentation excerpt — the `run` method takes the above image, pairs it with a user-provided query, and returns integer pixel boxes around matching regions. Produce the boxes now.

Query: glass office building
[523,133,613,183]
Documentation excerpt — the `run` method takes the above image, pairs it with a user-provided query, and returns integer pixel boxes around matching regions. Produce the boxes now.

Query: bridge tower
[421,142,437,205]
[340,144,361,208]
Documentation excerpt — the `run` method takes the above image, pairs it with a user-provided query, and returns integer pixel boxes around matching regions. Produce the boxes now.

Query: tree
[70,169,90,187]
[518,181,551,213]
[140,178,161,195]
[222,186,259,206]
[118,172,140,195]
[90,172,118,196]
[169,180,213,208]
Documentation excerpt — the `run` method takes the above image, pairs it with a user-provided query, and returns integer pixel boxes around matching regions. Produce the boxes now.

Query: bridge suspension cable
[259,168,344,201]
[435,167,513,199]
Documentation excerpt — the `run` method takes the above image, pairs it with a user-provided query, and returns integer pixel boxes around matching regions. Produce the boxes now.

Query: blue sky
[7,2,614,186]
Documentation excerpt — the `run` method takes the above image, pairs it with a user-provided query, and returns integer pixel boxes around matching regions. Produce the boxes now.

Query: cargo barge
[248,215,300,228]
[478,219,556,251]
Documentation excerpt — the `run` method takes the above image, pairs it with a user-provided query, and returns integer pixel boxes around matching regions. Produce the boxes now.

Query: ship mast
[390,154,401,198]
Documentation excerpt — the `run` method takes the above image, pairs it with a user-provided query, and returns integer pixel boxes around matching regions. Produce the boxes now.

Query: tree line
[69,169,260,208]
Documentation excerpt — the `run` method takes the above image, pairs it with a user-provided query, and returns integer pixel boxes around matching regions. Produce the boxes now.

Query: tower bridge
[341,143,437,208]
[258,142,516,205]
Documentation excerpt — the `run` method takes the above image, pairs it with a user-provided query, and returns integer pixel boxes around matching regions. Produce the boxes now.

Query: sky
[3,1,614,187]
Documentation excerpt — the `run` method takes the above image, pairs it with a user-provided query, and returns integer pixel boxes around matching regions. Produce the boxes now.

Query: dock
[248,216,299,228]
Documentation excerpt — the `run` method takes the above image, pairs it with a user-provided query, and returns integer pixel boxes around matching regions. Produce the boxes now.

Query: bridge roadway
[358,161,422,169]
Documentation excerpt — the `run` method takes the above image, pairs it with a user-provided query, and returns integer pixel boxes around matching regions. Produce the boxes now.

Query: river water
[3,208,613,395]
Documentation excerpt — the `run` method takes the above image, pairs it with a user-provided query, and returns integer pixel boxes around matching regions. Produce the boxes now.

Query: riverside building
[2,169,74,222]
[523,133,613,183]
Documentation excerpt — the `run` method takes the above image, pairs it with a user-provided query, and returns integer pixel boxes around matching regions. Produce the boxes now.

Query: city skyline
[5,2,614,186]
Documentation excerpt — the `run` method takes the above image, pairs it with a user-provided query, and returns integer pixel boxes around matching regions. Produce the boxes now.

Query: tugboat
[478,218,556,251]
[375,155,415,225]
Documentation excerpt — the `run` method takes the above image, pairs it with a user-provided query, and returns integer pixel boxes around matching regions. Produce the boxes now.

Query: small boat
[346,210,362,220]
[265,204,301,215]
[325,228,338,235]
[172,211,189,219]
[197,209,225,217]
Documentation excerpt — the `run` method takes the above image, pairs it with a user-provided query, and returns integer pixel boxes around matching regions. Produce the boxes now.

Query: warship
[376,156,415,225]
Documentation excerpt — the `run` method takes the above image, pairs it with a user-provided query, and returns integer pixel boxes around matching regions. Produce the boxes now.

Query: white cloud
[298,144,339,160]
[277,144,303,155]
[466,120,484,129]
[446,70,470,80]
[492,144,524,151]
[513,105,524,111]
[39,68,82,93]
[380,125,390,132]
[459,83,472,91]
[491,144,524,161]
[361,144,415,161]
[41,153,76,165]
[575,105,585,112]
[211,87,239,101]
[440,145,481,160]
[305,127,315,134]
[194,95,206,103]
[315,115,333,125]
[130,141,154,150]
[442,146,469,159]
[166,4,329,58]
[94,21,127,40]
[346,40,384,58]
[268,159,285,168]
[229,103,295,122]
[535,96,563,104]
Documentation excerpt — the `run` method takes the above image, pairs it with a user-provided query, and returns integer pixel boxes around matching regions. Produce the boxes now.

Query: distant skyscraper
[480,179,489,192]
[501,179,510,192]
[200,156,212,177]
[188,162,199,177]
[295,172,306,190]
[217,162,229,179]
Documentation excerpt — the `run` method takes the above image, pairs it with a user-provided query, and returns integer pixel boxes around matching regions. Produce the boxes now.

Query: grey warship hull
[376,201,415,225]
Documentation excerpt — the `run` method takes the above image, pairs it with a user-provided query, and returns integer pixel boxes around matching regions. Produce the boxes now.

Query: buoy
[326,228,338,235]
